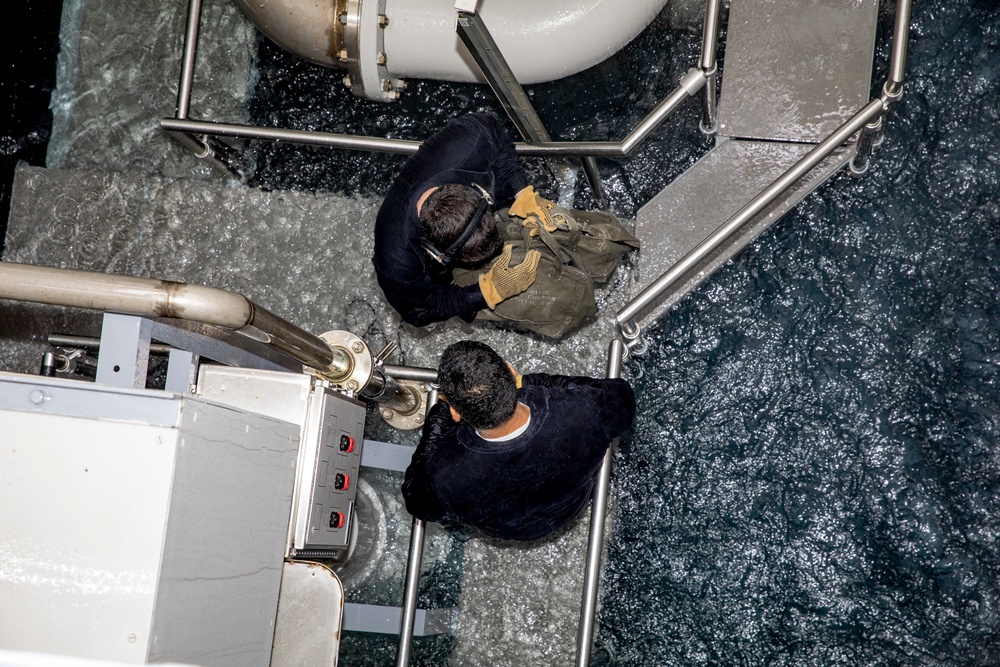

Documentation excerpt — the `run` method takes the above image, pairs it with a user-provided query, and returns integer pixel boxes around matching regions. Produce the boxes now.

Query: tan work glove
[509,185,559,235]
[479,244,541,309]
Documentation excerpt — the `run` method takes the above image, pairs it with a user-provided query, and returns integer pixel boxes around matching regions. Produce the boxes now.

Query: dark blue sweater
[401,373,636,540]
[372,113,530,327]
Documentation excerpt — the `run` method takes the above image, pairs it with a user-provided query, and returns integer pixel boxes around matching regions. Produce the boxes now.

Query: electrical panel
[299,384,366,554]
[196,366,366,559]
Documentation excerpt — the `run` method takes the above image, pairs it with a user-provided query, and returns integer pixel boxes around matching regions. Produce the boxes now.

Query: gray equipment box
[196,366,367,558]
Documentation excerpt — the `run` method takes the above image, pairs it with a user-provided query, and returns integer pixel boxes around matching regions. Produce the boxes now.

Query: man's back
[402,374,635,540]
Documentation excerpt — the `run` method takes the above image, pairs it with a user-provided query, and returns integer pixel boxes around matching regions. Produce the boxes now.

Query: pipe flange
[342,0,403,102]
[319,330,373,393]
[379,379,428,431]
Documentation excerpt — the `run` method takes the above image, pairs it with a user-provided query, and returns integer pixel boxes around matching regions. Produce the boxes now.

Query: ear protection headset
[420,182,494,267]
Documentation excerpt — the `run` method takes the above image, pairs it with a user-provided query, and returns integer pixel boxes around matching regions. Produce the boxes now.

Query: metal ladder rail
[615,0,913,345]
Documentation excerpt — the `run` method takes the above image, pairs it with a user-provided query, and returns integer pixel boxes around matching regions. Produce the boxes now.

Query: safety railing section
[161,0,718,174]
[614,0,913,345]
[575,340,626,667]
[395,371,438,667]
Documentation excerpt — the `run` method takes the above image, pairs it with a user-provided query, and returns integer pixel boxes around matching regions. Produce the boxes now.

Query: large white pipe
[234,0,668,89]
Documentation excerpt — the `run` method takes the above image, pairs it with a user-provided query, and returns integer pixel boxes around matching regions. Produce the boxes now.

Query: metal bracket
[94,313,299,391]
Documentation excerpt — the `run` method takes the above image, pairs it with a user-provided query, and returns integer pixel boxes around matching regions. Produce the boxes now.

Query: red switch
[339,434,355,453]
[329,511,345,529]
[335,472,350,490]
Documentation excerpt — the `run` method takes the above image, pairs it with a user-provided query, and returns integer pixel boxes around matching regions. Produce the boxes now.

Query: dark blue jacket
[372,113,529,326]
[401,373,636,540]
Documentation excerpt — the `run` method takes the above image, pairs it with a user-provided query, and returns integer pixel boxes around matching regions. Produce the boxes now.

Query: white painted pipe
[234,0,668,85]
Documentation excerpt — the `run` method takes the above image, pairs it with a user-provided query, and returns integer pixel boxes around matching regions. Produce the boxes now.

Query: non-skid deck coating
[633,139,851,327]
[631,0,877,331]
[717,0,880,143]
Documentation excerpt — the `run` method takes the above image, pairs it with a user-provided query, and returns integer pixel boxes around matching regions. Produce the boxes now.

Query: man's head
[438,340,518,430]
[419,184,502,266]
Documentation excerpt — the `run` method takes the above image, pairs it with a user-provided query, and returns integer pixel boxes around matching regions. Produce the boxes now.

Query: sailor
[372,112,566,327]
[401,340,636,541]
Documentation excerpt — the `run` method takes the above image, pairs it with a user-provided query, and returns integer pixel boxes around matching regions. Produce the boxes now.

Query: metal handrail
[161,67,705,161]
[0,261,352,381]
[395,383,438,667]
[614,98,886,333]
[163,0,708,164]
[615,0,913,338]
[575,340,625,667]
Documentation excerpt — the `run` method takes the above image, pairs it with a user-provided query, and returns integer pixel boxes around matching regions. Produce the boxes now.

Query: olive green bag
[452,208,639,339]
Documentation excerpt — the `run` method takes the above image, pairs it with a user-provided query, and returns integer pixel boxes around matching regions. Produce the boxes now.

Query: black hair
[419,184,502,266]
[438,340,518,430]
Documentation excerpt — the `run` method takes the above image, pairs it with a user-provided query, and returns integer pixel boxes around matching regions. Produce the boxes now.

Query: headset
[420,182,494,267]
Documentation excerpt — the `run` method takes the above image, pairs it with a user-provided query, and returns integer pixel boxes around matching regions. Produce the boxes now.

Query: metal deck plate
[717,0,879,142]
[633,138,852,327]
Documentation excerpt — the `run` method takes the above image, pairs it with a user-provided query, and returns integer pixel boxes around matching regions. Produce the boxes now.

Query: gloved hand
[509,185,559,235]
[479,244,541,309]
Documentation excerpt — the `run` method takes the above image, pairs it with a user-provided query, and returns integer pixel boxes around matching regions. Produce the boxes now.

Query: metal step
[632,138,852,325]
[717,0,880,143]
[627,0,879,328]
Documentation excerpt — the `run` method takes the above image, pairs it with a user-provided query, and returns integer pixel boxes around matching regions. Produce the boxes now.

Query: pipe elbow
[164,282,254,330]
[234,0,669,90]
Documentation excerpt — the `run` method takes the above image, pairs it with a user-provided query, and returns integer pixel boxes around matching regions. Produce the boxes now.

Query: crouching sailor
[401,341,636,541]
[374,112,636,332]
[373,112,544,326]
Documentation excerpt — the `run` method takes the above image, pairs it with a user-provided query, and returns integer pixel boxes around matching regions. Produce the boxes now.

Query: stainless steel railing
[615,0,913,342]
[575,339,626,667]
[161,0,712,172]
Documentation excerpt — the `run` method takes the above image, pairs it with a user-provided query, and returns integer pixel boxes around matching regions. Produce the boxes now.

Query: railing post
[698,0,723,134]
[849,115,883,175]
[575,340,626,666]
[395,385,439,666]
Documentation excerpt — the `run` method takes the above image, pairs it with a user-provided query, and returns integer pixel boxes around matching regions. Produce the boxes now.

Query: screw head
[346,380,359,391]
[343,75,352,88]
[382,410,393,420]
[378,14,389,27]
[339,48,349,61]
[376,52,387,66]
[351,341,365,353]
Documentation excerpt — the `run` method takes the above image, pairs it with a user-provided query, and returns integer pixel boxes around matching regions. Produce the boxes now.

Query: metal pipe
[615,98,886,328]
[0,261,350,381]
[619,69,706,155]
[581,156,610,211]
[575,339,625,667]
[47,333,173,354]
[396,516,425,666]
[888,0,912,94]
[700,68,718,134]
[699,0,722,71]
[395,385,438,666]
[698,0,724,133]
[849,115,883,175]
[383,364,437,383]
[161,118,423,155]
[175,0,203,120]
